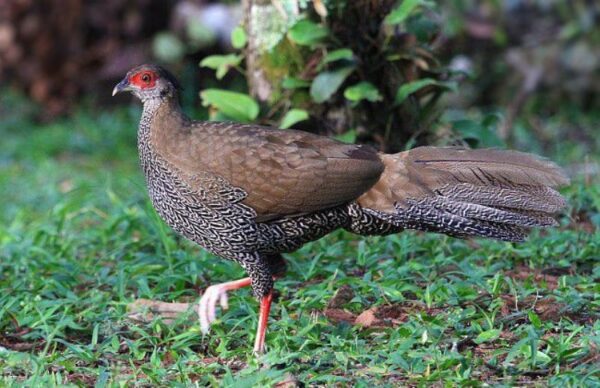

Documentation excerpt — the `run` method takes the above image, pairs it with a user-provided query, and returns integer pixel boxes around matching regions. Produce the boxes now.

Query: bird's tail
[355,147,569,242]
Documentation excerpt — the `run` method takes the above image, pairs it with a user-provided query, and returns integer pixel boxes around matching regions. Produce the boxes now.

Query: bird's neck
[139,96,187,141]
[138,96,188,175]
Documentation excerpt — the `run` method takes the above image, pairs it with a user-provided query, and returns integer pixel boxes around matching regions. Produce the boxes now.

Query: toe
[219,291,229,310]
[198,291,211,334]
[198,285,227,334]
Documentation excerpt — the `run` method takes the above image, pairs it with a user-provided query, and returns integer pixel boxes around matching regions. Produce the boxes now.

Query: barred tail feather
[357,147,569,242]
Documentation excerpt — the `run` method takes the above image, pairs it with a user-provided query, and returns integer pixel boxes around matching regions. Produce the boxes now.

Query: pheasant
[113,64,569,354]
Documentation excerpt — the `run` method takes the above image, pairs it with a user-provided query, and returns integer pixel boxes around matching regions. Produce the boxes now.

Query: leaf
[199,54,242,79]
[528,311,542,329]
[280,109,309,129]
[282,77,311,89]
[200,89,259,122]
[334,129,357,143]
[186,20,217,48]
[152,33,185,63]
[474,329,501,344]
[322,49,354,64]
[394,78,455,105]
[385,0,429,25]
[288,19,329,46]
[344,82,383,103]
[310,67,354,103]
[231,26,247,49]
[452,119,504,148]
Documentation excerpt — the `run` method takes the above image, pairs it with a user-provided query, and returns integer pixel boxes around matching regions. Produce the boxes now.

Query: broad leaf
[385,0,430,25]
[394,78,455,105]
[310,67,354,103]
[334,129,357,144]
[231,26,247,49]
[200,54,242,79]
[200,89,259,122]
[282,77,311,89]
[322,48,354,64]
[344,82,383,102]
[452,119,504,148]
[280,109,309,129]
[528,311,542,329]
[474,329,501,344]
[288,19,329,46]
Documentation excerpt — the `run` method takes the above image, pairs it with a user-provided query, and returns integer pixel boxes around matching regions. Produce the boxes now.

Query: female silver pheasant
[113,64,568,353]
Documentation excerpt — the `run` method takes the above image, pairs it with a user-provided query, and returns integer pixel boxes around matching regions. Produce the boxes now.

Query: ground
[0,100,598,386]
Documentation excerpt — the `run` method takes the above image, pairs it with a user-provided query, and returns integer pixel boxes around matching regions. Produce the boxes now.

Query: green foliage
[280,108,309,129]
[450,115,506,148]
[213,0,465,150]
[475,329,502,344]
[200,89,259,122]
[200,54,243,79]
[152,32,186,63]
[231,26,247,49]
[385,0,432,25]
[310,66,355,103]
[394,78,456,105]
[322,48,354,64]
[344,82,383,103]
[287,19,329,46]
[194,0,598,155]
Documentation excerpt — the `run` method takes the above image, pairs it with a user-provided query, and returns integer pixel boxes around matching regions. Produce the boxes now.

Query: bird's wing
[168,122,384,222]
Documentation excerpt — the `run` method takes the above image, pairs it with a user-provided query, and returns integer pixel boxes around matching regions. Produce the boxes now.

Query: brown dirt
[326,284,355,309]
[324,300,443,328]
[506,264,567,290]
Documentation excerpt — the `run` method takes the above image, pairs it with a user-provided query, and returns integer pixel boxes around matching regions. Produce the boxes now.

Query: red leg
[253,291,273,354]
[198,277,276,354]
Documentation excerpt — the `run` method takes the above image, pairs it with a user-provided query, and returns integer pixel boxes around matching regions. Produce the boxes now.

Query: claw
[198,284,225,333]
[197,277,252,334]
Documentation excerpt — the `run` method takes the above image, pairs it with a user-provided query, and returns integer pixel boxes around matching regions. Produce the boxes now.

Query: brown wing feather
[159,121,384,222]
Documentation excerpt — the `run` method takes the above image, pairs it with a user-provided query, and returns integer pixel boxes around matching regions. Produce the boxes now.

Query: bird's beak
[112,77,130,96]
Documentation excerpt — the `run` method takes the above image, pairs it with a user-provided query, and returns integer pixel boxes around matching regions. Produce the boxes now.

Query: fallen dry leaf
[324,308,356,324]
[127,299,195,324]
[355,308,378,327]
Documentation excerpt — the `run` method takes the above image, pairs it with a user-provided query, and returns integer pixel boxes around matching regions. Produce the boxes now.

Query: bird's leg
[197,277,275,353]
[199,254,283,353]
[253,291,273,354]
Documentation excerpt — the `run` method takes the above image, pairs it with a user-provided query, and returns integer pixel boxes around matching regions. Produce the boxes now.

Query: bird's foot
[197,276,275,354]
[198,277,252,334]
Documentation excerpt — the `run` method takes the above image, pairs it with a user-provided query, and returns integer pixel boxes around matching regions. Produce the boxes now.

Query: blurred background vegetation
[0,0,597,152]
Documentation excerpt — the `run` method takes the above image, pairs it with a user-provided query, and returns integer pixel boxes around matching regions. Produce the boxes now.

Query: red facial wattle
[129,71,157,89]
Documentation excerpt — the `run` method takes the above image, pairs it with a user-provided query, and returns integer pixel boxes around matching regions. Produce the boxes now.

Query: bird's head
[112,64,181,102]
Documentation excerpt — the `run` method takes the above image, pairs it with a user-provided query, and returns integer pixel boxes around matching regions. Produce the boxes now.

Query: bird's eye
[141,73,151,83]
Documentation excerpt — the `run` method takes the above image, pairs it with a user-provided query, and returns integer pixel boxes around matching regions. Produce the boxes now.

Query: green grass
[0,98,599,386]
